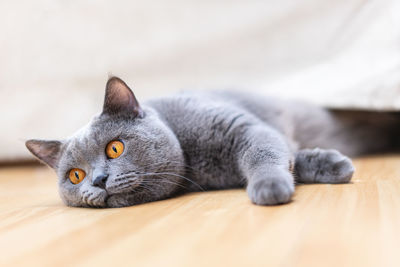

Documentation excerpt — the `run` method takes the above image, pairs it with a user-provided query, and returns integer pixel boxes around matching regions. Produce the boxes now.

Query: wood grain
[1,155,400,267]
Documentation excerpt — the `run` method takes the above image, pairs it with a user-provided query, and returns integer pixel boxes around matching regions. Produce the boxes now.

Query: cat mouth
[103,194,110,205]
[87,190,109,208]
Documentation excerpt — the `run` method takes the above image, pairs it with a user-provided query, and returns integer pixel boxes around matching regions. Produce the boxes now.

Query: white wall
[0,0,399,161]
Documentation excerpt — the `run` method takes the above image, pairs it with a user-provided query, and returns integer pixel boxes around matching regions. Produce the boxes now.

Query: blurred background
[1,0,399,162]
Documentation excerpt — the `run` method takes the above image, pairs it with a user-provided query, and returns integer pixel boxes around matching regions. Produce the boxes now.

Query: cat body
[26,77,399,208]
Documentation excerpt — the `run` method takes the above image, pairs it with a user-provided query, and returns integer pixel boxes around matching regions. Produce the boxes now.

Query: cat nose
[92,174,108,189]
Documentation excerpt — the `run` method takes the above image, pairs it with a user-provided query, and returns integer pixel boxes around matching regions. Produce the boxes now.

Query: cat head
[26,77,184,208]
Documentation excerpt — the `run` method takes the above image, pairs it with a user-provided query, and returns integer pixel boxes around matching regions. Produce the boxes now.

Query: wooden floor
[1,156,400,267]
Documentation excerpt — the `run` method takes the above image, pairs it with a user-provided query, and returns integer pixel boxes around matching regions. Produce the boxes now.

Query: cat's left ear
[25,140,62,169]
[102,77,143,118]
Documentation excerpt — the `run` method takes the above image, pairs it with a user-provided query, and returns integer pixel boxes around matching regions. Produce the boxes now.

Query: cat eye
[69,168,86,184]
[106,140,124,159]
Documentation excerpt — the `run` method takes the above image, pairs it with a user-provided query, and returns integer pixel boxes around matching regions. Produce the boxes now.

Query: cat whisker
[139,172,205,191]
[116,161,199,178]
[136,185,155,198]
[115,184,138,192]
[109,178,138,189]
[139,160,194,170]
[142,175,190,191]
[118,171,204,191]
[109,178,140,192]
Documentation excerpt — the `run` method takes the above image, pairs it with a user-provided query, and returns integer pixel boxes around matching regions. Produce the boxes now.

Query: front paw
[247,172,294,205]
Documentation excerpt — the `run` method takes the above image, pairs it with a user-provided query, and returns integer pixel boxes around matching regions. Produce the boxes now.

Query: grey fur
[25,77,400,208]
[294,148,354,184]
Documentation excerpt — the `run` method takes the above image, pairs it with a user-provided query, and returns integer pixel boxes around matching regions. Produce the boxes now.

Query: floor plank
[1,156,400,267]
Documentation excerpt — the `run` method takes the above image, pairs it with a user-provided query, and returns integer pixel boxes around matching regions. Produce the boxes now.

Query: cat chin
[105,192,155,208]
[105,194,131,208]
[64,190,110,208]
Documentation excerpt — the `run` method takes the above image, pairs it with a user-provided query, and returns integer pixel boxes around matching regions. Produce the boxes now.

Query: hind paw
[295,148,355,184]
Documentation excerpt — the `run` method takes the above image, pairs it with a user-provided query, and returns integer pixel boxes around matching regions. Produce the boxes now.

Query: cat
[25,77,400,208]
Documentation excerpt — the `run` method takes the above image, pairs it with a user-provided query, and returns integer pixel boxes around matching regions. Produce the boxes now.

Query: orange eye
[69,168,86,184]
[106,140,124,159]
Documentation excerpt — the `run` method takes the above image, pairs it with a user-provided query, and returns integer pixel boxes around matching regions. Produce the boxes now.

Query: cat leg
[238,126,295,205]
[294,148,355,184]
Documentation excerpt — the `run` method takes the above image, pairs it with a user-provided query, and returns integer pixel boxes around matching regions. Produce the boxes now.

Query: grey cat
[25,77,399,208]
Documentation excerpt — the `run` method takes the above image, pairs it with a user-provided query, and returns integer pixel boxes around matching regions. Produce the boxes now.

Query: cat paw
[247,172,294,205]
[295,148,355,184]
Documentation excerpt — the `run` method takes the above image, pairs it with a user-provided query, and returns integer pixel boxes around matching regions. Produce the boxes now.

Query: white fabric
[1,0,399,161]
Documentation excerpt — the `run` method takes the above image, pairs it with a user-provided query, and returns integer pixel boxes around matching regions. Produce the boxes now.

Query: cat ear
[25,140,62,168]
[102,77,143,117]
